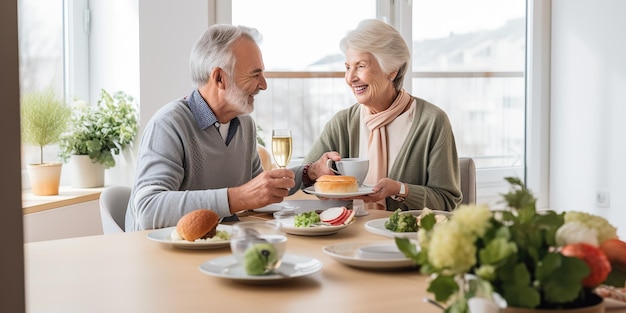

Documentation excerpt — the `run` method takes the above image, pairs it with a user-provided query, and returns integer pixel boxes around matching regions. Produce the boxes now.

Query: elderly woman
[301,19,462,212]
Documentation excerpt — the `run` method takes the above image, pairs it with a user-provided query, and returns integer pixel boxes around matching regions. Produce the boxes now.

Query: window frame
[63,0,90,102]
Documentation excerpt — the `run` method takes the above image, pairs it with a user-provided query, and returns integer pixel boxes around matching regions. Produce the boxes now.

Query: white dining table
[24,199,626,313]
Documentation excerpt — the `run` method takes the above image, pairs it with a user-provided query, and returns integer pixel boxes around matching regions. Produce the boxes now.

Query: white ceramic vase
[70,154,105,188]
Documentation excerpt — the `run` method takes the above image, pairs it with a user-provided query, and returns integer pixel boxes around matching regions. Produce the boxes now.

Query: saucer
[199,254,322,283]
[323,241,417,270]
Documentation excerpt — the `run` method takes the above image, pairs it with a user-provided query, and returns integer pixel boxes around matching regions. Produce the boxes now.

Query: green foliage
[20,86,72,164]
[384,209,418,232]
[396,177,599,311]
[59,89,138,168]
[256,125,266,147]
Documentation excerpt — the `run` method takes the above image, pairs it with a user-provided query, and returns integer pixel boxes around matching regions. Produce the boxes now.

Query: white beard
[225,78,254,115]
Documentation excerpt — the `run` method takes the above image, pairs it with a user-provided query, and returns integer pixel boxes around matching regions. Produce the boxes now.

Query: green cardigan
[303,97,462,212]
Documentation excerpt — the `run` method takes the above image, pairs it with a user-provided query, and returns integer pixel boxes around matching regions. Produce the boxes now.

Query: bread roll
[176,209,219,241]
[314,175,358,193]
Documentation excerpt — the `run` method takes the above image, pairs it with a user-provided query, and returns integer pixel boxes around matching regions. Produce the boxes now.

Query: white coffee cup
[326,158,369,186]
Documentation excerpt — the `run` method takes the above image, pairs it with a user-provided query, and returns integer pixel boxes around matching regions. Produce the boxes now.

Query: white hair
[340,19,410,91]
[189,24,263,88]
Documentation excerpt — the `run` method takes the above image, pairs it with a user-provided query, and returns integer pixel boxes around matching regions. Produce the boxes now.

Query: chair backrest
[459,157,476,205]
[99,186,131,234]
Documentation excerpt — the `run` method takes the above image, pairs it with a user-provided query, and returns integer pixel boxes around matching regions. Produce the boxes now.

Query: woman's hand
[307,151,342,181]
[355,178,402,203]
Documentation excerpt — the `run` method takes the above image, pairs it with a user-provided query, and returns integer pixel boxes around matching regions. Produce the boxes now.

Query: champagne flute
[272,129,292,169]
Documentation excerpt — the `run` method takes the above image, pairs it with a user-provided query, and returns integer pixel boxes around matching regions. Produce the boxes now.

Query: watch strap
[391,182,407,202]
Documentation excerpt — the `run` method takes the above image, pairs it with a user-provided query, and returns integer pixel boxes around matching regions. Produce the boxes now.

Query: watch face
[398,183,406,196]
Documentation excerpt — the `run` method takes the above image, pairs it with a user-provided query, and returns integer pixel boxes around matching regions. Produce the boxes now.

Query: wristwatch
[391,182,408,202]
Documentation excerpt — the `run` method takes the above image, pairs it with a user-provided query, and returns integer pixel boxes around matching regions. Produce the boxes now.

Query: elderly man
[126,24,337,231]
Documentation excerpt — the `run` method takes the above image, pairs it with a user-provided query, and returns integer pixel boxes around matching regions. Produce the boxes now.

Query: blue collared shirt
[186,89,240,145]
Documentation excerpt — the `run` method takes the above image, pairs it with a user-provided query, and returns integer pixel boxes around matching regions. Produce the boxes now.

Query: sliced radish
[342,210,356,225]
[327,209,350,225]
[320,207,346,223]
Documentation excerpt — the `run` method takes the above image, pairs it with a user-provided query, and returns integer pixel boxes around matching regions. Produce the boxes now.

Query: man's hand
[227,169,295,212]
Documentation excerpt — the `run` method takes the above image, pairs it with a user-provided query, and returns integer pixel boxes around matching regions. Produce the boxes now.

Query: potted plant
[397,177,624,313]
[20,87,72,195]
[59,89,138,187]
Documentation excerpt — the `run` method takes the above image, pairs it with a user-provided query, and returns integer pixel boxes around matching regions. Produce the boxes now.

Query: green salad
[384,209,418,232]
[214,230,230,240]
[294,211,321,227]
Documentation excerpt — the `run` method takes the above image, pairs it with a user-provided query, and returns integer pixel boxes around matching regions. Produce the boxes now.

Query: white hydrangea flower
[555,221,599,247]
[453,204,492,237]
[429,221,477,274]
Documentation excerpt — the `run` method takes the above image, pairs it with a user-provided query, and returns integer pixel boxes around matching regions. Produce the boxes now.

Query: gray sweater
[303,97,462,211]
[126,90,304,231]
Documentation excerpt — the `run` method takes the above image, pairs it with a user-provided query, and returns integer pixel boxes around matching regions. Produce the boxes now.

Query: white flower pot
[70,155,105,188]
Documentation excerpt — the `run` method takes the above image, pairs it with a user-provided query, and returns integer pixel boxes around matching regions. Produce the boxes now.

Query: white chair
[99,186,131,234]
[459,157,476,205]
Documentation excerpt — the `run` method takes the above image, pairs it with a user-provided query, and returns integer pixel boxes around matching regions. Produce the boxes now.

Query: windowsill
[22,186,106,215]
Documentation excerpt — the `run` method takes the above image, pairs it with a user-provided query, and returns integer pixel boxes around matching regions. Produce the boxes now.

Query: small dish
[275,217,355,236]
[198,253,322,284]
[364,210,452,239]
[323,241,417,270]
[355,243,407,260]
[302,186,374,199]
[146,225,232,249]
[254,199,351,213]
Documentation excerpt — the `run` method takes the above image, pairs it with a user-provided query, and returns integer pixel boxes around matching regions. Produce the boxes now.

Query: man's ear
[211,67,226,89]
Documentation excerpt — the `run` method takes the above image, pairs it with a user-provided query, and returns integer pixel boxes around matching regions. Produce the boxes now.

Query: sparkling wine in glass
[272,129,292,168]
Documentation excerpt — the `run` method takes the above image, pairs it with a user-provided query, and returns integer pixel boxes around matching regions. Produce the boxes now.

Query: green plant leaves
[538,253,589,304]
[59,89,138,168]
[428,275,459,302]
[394,177,603,311]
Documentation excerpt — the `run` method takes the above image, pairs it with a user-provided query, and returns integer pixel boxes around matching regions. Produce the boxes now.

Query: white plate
[364,210,452,239]
[254,199,351,213]
[322,241,417,270]
[302,186,374,198]
[275,217,355,236]
[146,225,232,250]
[199,253,322,283]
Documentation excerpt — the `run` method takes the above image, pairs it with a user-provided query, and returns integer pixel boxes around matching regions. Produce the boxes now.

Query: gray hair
[339,19,410,92]
[189,24,263,87]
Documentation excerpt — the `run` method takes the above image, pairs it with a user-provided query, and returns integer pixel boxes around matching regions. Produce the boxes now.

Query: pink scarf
[363,89,412,185]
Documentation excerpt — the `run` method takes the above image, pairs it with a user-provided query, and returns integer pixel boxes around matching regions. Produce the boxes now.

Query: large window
[233,1,525,166]
[412,0,526,169]
[20,1,528,205]
[233,0,527,205]
[18,0,88,189]
[18,0,65,171]
[232,0,377,159]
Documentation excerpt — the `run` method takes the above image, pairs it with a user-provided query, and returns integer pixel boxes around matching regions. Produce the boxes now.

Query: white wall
[23,201,102,242]
[550,0,626,238]
[88,0,210,186]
